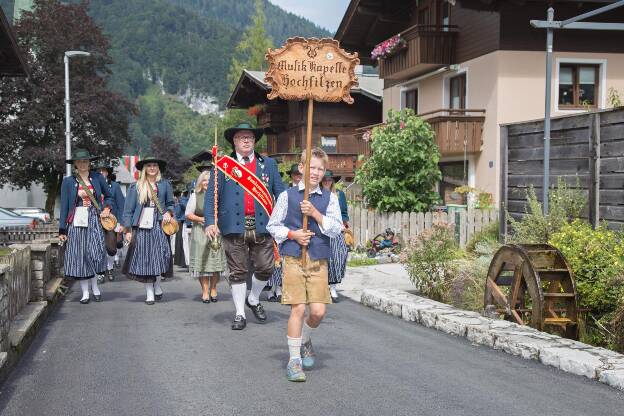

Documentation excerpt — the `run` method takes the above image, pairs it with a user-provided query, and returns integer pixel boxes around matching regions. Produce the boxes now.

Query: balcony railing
[378,24,458,80]
[420,109,485,156]
[272,153,359,177]
[355,109,484,158]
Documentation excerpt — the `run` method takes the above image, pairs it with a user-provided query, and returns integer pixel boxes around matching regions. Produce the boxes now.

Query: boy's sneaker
[286,358,306,382]
[301,340,316,370]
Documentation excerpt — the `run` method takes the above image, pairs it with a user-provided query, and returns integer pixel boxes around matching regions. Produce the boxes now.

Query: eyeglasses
[234,136,255,142]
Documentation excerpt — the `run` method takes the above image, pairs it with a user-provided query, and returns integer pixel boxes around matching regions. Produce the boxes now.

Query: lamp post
[64,50,91,177]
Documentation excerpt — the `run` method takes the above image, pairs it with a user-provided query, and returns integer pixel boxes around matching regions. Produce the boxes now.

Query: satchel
[74,174,117,230]
[147,183,178,236]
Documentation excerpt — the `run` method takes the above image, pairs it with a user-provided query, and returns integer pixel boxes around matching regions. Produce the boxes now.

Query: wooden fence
[348,205,498,248]
[500,108,624,235]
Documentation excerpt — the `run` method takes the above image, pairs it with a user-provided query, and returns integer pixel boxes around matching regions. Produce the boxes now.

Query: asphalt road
[0,269,623,416]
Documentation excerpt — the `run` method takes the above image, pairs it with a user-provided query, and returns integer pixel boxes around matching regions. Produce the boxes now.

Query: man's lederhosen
[222,157,275,284]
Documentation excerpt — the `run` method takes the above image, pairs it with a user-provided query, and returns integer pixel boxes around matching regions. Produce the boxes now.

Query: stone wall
[0,245,31,323]
[0,265,9,352]
[30,243,51,302]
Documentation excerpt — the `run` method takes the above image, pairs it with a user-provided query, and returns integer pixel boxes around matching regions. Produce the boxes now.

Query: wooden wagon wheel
[484,244,579,339]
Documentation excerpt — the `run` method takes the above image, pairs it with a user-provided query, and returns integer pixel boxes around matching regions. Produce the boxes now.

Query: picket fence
[347,205,499,249]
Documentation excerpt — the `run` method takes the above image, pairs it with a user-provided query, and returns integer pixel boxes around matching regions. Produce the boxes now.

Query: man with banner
[205,122,285,330]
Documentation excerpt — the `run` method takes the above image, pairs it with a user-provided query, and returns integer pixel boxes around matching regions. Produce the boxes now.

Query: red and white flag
[121,155,141,181]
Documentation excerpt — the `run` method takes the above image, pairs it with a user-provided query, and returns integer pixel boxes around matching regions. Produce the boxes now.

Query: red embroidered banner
[215,154,274,216]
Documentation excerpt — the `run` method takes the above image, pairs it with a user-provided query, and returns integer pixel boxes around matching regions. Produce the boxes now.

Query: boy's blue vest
[280,186,331,260]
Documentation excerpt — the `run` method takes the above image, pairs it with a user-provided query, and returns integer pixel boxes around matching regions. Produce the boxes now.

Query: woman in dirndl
[185,165,226,303]
[59,149,114,304]
[321,170,349,302]
[122,157,174,305]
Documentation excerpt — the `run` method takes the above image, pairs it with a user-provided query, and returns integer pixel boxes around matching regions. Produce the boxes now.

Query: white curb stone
[360,288,624,391]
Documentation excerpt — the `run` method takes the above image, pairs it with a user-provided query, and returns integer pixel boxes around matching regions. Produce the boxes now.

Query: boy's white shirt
[267,182,343,244]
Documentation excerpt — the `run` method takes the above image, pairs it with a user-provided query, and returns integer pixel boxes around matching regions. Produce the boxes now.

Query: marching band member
[267,148,343,381]
[59,149,113,304]
[186,164,226,303]
[122,157,174,305]
[94,160,125,282]
[205,122,285,330]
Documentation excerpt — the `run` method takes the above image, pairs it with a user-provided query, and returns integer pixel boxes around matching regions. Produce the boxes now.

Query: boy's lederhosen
[280,187,332,305]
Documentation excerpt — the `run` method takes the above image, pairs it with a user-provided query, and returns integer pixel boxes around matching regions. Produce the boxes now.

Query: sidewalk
[338,263,413,301]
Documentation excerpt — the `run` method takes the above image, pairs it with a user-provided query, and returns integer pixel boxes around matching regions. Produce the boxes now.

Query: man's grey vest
[280,187,331,260]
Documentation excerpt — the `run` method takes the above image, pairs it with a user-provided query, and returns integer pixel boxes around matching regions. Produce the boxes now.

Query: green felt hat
[135,157,167,172]
[288,164,301,176]
[65,148,99,164]
[224,122,264,146]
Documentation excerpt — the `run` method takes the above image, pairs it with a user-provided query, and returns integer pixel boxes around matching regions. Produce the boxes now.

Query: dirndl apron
[189,191,226,277]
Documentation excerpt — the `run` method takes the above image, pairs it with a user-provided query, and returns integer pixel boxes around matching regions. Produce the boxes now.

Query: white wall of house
[382,50,624,205]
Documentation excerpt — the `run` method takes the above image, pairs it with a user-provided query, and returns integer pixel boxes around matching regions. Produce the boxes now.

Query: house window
[321,135,337,154]
[449,73,466,109]
[439,161,467,205]
[404,89,418,113]
[558,64,599,109]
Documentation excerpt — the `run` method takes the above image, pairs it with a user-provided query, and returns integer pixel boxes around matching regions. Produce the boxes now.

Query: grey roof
[245,70,382,102]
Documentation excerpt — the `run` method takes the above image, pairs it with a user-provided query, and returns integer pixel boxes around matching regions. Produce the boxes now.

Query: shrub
[508,177,585,244]
[550,219,624,348]
[356,109,441,212]
[401,223,464,301]
[466,221,500,255]
[446,256,489,313]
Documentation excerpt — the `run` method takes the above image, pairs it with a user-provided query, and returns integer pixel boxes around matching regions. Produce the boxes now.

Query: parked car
[10,207,51,223]
[0,208,37,229]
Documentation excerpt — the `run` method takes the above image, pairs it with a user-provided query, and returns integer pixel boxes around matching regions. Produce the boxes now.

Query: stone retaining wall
[30,243,51,302]
[0,245,31,324]
[0,265,9,352]
[361,288,624,391]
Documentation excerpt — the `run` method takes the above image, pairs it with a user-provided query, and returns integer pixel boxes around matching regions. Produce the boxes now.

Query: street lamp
[64,50,91,177]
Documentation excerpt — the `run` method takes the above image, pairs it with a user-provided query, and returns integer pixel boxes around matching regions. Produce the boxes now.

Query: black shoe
[107,270,114,281]
[231,315,246,330]
[267,294,278,302]
[80,297,90,304]
[94,294,102,302]
[245,299,267,322]
[331,296,339,303]
[202,297,210,304]
[276,295,282,303]
[210,292,218,302]
[97,275,105,284]
[155,293,163,301]
[145,299,155,305]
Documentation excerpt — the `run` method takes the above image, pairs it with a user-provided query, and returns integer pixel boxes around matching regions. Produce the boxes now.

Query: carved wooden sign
[265,37,360,104]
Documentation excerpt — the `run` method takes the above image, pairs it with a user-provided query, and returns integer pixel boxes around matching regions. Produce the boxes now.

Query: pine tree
[227,0,273,91]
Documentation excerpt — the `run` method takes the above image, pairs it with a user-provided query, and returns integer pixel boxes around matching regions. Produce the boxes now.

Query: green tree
[0,0,135,214]
[356,109,442,212]
[227,0,273,91]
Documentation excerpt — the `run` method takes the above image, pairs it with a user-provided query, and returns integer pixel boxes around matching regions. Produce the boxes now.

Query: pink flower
[400,121,405,130]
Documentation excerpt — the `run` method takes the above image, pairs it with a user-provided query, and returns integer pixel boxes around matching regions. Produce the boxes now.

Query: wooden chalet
[336,0,624,204]
[0,6,28,77]
[227,70,383,180]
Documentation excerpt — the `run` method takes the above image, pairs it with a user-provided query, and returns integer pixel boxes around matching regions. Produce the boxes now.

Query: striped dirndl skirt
[127,209,171,283]
[328,233,349,284]
[64,206,107,280]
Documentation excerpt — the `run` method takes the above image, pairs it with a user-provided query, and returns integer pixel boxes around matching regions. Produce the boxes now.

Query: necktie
[243,156,250,164]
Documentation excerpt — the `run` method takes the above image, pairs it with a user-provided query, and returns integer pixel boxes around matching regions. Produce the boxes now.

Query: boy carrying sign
[267,148,344,382]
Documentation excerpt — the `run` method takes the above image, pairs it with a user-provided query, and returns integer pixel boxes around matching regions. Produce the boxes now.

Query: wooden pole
[301,97,314,263]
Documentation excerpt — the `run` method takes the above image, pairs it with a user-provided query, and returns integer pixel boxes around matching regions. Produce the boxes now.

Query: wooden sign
[265,37,360,104]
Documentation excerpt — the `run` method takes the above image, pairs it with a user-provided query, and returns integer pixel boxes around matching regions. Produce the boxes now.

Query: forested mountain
[1,0,330,157]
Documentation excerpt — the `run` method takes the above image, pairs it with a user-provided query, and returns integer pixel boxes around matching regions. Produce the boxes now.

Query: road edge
[360,287,624,391]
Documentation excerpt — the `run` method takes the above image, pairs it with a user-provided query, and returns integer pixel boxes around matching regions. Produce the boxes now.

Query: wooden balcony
[257,111,288,131]
[378,25,458,80]
[420,109,485,157]
[272,153,359,177]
